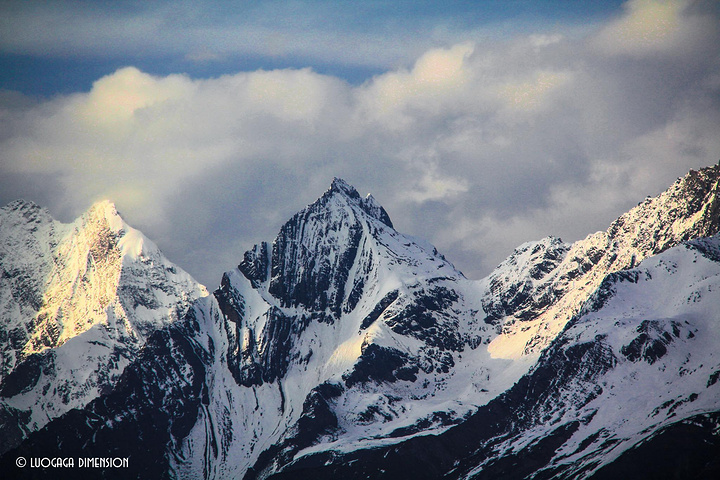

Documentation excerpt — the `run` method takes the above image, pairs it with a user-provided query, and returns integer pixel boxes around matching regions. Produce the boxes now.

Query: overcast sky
[1,0,719,288]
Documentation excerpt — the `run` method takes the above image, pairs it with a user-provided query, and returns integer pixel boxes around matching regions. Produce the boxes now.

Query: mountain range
[1,165,719,479]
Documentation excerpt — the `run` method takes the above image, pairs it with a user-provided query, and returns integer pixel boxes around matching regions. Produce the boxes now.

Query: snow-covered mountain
[0,200,207,454]
[485,165,720,360]
[273,233,720,479]
[197,178,522,478]
[1,165,720,479]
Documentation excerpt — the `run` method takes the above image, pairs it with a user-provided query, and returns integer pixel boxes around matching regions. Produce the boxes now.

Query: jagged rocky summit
[0,200,207,455]
[1,165,720,479]
[485,164,720,359]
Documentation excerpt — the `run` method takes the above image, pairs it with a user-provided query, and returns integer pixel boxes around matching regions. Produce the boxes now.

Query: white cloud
[1,1,719,287]
[595,0,685,52]
[78,67,192,125]
[592,0,719,57]
[529,34,564,48]
[0,2,484,73]
[355,43,477,129]
[497,70,572,112]
[412,43,475,86]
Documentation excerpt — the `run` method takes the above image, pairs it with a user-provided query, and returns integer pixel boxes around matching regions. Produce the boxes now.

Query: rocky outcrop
[0,200,207,455]
[3,165,720,480]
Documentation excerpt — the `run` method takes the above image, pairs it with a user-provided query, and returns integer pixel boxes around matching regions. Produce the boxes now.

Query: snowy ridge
[183,167,720,479]
[452,236,720,479]
[1,165,720,479]
[521,236,720,478]
[0,200,65,380]
[0,199,207,454]
[265,233,720,480]
[235,167,720,478]
[200,177,495,477]
[487,165,720,360]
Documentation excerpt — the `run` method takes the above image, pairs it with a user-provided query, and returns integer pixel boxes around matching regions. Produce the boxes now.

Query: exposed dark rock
[239,242,270,287]
[267,203,363,319]
[360,290,399,330]
[215,272,246,325]
[257,308,294,383]
[343,343,419,388]
[0,309,210,479]
[385,286,462,351]
[388,411,463,438]
[245,382,344,480]
[590,412,720,480]
[482,238,570,324]
[0,351,55,398]
[620,319,685,365]
[265,335,617,480]
[584,270,642,313]
[0,405,31,455]
[688,235,720,262]
[708,370,720,388]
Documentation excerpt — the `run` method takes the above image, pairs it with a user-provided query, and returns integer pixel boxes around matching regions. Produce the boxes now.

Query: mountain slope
[0,178,515,479]
[268,232,720,480]
[2,166,720,480]
[487,165,720,360]
[201,178,500,478]
[0,200,207,454]
[240,166,720,478]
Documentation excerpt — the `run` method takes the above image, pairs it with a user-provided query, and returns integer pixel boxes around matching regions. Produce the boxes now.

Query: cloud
[0,1,484,75]
[78,67,191,126]
[595,0,685,53]
[1,1,719,287]
[593,0,719,57]
[355,43,477,129]
[497,70,572,112]
[0,1,628,85]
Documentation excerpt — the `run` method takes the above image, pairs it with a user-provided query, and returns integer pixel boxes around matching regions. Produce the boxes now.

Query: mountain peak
[6,165,720,480]
[84,199,124,227]
[329,177,361,199]
[2,198,40,212]
[1,199,53,225]
[361,193,394,229]
[487,162,720,360]
[322,178,393,228]
[89,198,117,213]
[606,162,720,255]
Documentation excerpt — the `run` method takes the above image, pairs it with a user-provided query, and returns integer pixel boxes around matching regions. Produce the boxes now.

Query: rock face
[0,200,207,455]
[2,165,720,480]
[272,234,720,479]
[487,165,720,360]
[209,177,496,479]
